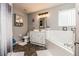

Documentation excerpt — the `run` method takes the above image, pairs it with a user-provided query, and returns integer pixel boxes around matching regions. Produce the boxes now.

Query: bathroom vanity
[30,29,46,46]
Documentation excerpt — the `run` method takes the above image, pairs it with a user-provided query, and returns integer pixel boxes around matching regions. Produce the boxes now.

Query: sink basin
[33,29,45,32]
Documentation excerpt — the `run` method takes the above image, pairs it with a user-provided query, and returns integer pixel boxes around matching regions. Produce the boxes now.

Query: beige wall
[13,7,28,41]
[28,3,75,31]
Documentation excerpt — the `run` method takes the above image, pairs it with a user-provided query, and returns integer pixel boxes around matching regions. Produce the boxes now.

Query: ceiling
[13,3,62,13]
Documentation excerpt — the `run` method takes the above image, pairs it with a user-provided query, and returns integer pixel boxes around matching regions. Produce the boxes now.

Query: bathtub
[46,30,75,55]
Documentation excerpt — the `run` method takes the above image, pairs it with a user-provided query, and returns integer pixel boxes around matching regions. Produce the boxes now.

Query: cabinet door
[30,31,45,45]
[30,31,37,42]
[38,32,45,44]
[36,31,45,44]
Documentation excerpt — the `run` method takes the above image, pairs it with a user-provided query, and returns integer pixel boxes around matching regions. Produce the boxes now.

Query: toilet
[17,34,29,46]
[23,36,29,44]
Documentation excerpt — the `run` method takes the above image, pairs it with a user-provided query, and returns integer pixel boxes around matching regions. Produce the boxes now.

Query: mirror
[14,14,23,27]
[39,17,47,29]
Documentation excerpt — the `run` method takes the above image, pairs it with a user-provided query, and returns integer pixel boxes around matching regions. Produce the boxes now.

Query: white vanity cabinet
[30,30,46,46]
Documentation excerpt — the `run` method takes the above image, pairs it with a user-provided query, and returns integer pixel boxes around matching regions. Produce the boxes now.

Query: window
[58,9,76,26]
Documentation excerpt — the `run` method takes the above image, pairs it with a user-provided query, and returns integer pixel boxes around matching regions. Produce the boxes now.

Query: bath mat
[7,52,24,56]
[36,50,52,56]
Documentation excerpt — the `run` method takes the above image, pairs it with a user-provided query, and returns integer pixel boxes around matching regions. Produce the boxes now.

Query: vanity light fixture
[38,12,48,18]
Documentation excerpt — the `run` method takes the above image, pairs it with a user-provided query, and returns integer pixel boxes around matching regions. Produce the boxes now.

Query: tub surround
[46,30,74,54]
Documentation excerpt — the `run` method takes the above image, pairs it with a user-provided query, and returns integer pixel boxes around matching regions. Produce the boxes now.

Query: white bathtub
[46,30,75,55]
